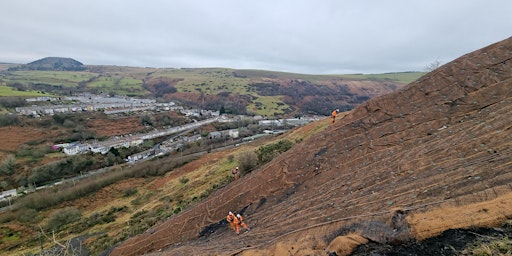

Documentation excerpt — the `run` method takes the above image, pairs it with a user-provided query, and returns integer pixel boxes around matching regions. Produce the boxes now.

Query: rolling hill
[8,57,85,71]
[110,37,512,256]
[1,62,422,117]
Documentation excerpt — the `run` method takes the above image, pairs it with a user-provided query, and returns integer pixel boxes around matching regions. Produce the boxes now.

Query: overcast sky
[1,0,511,74]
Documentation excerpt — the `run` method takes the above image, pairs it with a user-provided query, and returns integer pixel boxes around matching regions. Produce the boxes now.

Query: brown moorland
[106,36,512,256]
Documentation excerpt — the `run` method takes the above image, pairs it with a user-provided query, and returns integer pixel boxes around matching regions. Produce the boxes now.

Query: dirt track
[110,37,512,256]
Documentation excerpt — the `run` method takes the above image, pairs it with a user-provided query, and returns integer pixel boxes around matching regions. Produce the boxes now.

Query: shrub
[237,151,258,174]
[46,207,82,231]
[27,155,95,186]
[179,177,189,184]
[62,119,76,128]
[122,188,138,197]
[74,206,128,232]
[0,210,17,224]
[0,154,16,175]
[17,208,40,224]
[0,114,20,126]
[256,139,293,164]
[52,113,67,125]
[0,96,26,108]
[18,155,197,211]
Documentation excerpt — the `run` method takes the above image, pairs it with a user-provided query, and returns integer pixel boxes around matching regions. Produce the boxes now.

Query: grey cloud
[1,0,511,74]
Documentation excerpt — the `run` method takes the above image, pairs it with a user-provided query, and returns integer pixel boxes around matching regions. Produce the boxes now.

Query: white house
[63,143,89,155]
[228,129,239,138]
[0,189,17,201]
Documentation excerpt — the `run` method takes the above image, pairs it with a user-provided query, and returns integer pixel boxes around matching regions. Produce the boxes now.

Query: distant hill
[1,63,422,117]
[8,57,85,71]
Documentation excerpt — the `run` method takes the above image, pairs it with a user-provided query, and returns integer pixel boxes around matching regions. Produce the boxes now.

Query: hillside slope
[110,36,512,256]
[1,64,419,116]
[8,57,85,71]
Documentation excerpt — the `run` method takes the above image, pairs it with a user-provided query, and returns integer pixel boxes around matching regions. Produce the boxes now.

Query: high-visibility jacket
[226,214,235,223]
[233,215,241,225]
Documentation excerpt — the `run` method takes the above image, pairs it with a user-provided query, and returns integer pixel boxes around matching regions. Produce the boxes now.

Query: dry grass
[408,191,512,240]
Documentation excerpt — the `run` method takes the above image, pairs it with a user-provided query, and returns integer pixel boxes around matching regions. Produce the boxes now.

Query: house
[126,149,155,163]
[89,145,109,154]
[0,189,17,201]
[258,119,282,126]
[63,143,89,155]
[209,131,222,139]
[228,129,239,138]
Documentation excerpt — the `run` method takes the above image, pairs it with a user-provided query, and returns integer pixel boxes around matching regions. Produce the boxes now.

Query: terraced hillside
[110,37,512,256]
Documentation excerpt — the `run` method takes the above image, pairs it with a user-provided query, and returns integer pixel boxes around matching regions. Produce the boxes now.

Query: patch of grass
[339,72,425,84]
[6,71,95,87]
[0,227,21,243]
[463,236,512,256]
[122,188,138,197]
[0,85,51,96]
[248,95,289,117]
[73,206,128,233]
[153,68,249,95]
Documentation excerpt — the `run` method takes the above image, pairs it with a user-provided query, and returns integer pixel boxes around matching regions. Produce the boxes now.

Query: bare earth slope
[110,37,512,256]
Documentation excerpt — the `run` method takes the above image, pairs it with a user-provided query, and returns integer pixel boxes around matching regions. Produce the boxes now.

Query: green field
[5,71,97,87]
[229,69,425,84]
[248,95,289,116]
[151,68,249,95]
[338,72,425,84]
[87,75,145,96]
[0,85,51,97]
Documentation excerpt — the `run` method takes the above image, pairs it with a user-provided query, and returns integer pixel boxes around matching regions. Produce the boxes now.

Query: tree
[0,96,26,108]
[46,207,82,231]
[52,113,68,125]
[425,59,441,72]
[0,155,16,175]
[237,151,258,174]
[0,114,19,126]
[140,114,153,126]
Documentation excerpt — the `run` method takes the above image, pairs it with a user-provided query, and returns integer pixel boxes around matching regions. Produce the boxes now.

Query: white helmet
[229,211,233,215]
[237,214,241,218]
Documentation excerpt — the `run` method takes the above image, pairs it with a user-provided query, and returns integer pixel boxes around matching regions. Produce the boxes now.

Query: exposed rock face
[110,37,512,256]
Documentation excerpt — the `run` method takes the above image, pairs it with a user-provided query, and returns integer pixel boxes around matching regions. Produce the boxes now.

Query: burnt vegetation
[143,79,180,98]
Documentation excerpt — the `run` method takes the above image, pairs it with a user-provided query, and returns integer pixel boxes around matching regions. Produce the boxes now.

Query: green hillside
[0,64,425,117]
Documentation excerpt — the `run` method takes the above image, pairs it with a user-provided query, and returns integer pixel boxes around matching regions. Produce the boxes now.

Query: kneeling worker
[234,213,250,235]
[226,211,236,231]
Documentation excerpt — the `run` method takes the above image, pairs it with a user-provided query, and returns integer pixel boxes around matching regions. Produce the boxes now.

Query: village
[0,94,323,207]
[15,93,178,117]
[16,93,321,161]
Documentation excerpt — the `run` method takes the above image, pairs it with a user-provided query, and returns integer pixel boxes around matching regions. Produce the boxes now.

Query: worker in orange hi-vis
[234,213,250,235]
[226,211,236,231]
[231,166,239,180]
[331,108,339,124]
